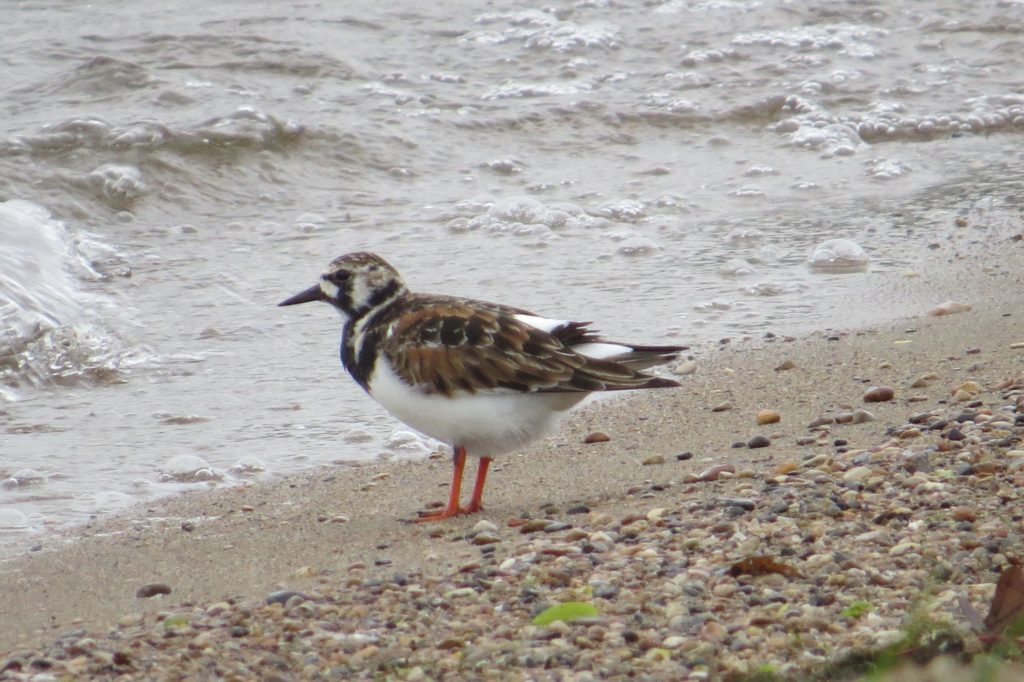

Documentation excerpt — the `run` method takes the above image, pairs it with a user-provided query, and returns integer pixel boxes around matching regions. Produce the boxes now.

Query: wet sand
[1,236,1023,672]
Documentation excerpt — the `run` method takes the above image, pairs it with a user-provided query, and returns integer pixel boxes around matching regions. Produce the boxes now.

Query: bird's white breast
[367,360,585,456]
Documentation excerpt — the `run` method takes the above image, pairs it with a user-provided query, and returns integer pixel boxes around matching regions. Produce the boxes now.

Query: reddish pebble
[863,386,895,402]
[952,507,977,522]
[773,462,798,475]
[584,432,610,444]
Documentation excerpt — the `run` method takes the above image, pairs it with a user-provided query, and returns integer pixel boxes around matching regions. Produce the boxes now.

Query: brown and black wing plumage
[381,295,681,397]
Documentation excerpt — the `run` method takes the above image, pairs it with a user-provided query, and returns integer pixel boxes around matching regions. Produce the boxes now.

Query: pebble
[266,590,308,605]
[756,410,781,425]
[952,507,977,522]
[863,386,895,402]
[116,614,143,628]
[843,466,873,483]
[888,542,920,557]
[775,359,796,371]
[135,583,171,599]
[472,532,501,545]
[946,428,966,441]
[712,401,734,412]
[519,519,551,534]
[642,454,665,465]
[747,436,771,449]
[928,301,971,316]
[662,635,686,649]
[856,530,891,545]
[910,372,939,388]
[472,520,498,533]
[584,432,610,444]
[698,464,736,481]
[712,583,738,598]
[673,360,697,375]
[952,380,982,397]
[851,409,876,424]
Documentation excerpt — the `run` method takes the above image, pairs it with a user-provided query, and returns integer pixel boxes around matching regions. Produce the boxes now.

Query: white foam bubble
[725,228,765,243]
[447,195,606,241]
[159,455,221,483]
[808,238,870,273]
[87,164,146,209]
[0,509,30,531]
[598,200,646,222]
[2,468,45,488]
[742,281,810,296]
[383,430,437,457]
[343,426,376,443]
[719,258,757,276]
[867,158,911,180]
[228,457,267,476]
[732,24,886,55]
[694,300,733,312]
[605,229,660,256]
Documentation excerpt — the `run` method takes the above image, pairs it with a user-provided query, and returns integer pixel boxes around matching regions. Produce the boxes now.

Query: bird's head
[279,251,406,319]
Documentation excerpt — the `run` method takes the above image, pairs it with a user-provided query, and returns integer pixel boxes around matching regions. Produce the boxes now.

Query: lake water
[2,0,1024,553]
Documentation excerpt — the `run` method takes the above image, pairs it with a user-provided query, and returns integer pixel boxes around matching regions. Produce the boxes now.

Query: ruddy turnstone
[280,252,686,521]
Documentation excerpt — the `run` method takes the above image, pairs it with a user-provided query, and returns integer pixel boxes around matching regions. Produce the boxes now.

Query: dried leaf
[728,556,802,578]
[531,601,599,626]
[984,563,1024,637]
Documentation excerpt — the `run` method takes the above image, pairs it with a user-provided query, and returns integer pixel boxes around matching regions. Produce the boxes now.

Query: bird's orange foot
[412,504,477,522]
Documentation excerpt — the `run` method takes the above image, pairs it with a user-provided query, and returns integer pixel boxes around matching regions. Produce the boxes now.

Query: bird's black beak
[278,284,327,306]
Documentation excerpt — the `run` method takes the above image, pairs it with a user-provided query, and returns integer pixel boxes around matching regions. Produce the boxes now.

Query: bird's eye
[328,270,350,284]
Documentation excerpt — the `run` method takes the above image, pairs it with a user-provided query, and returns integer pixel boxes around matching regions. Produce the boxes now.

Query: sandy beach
[2,233,1024,679]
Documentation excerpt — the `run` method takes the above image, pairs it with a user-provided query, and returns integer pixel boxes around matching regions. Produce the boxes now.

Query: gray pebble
[543,522,573,533]
[266,590,309,606]
[720,498,756,511]
[135,583,171,599]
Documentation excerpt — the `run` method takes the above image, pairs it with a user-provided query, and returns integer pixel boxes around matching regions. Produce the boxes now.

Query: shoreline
[2,241,1024,677]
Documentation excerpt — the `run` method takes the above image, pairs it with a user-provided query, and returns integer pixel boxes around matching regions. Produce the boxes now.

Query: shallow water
[2,0,1024,553]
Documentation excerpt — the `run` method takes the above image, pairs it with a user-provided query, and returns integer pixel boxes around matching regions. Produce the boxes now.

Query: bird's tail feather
[605,343,687,372]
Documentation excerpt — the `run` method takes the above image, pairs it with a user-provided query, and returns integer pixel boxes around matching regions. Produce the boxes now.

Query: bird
[279,252,687,521]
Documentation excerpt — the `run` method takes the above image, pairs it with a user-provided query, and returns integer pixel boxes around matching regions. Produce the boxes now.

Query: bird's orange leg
[465,456,492,513]
[415,445,469,521]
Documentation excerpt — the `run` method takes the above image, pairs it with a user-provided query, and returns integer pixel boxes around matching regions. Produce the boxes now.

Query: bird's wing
[381,297,676,396]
